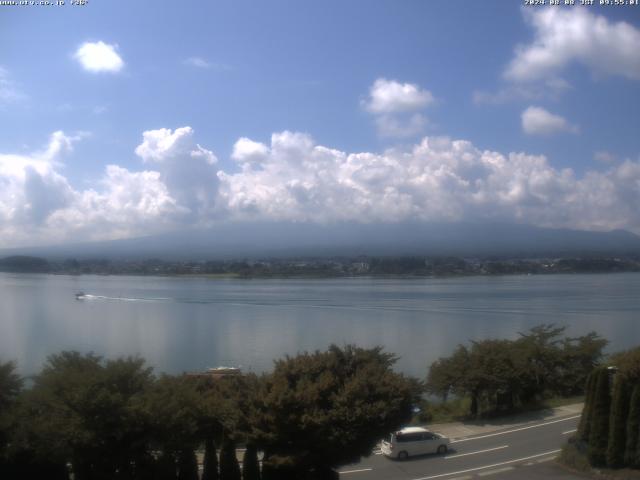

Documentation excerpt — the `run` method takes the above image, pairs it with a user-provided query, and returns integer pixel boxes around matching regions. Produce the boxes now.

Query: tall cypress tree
[156,452,177,480]
[578,371,596,442]
[177,449,199,480]
[625,385,640,468]
[202,437,219,480]
[219,436,241,480]
[242,444,261,480]
[606,377,630,468]
[588,368,612,467]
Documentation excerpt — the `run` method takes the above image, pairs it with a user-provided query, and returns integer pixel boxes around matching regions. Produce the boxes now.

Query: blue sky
[1,1,640,247]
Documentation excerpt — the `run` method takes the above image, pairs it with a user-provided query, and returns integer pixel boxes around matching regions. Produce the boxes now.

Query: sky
[1,1,640,248]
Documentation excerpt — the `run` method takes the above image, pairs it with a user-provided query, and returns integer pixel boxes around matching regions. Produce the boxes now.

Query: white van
[381,426,450,460]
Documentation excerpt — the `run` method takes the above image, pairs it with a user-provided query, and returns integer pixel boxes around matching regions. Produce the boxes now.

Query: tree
[588,368,611,467]
[254,345,420,478]
[577,371,596,442]
[0,362,22,448]
[177,448,199,480]
[242,444,260,480]
[141,374,203,475]
[202,437,219,480]
[14,351,153,479]
[625,385,640,468]
[219,436,241,480]
[606,376,630,468]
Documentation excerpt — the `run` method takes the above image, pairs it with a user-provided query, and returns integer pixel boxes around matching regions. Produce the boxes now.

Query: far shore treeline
[0,326,635,479]
[1,254,640,277]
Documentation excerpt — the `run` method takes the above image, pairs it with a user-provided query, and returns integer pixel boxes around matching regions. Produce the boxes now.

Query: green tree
[255,345,420,478]
[588,368,611,467]
[577,371,596,442]
[177,448,199,480]
[242,444,261,480]
[141,374,203,475]
[557,332,607,396]
[15,352,154,479]
[606,376,630,468]
[202,437,219,480]
[219,436,241,480]
[0,361,22,447]
[625,385,640,468]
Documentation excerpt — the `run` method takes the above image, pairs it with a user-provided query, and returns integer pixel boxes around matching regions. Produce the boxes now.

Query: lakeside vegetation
[0,345,419,480]
[1,325,630,479]
[424,325,606,418]
[561,347,640,475]
[1,254,640,277]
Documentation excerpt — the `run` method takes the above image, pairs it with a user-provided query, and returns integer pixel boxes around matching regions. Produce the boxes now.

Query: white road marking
[562,429,577,435]
[535,456,556,463]
[450,415,580,444]
[411,449,561,480]
[445,445,509,460]
[477,466,514,476]
[340,468,373,474]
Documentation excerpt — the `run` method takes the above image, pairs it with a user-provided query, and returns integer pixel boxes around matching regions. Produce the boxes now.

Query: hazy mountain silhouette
[2,222,640,260]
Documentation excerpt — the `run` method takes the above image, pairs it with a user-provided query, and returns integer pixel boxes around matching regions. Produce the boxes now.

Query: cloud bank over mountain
[1,126,639,248]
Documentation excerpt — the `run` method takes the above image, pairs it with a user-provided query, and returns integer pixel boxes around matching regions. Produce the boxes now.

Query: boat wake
[77,294,171,302]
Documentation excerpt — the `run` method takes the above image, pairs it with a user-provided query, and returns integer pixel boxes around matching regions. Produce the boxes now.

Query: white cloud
[363,78,434,138]
[134,127,219,219]
[184,57,211,69]
[74,41,124,73]
[184,57,232,71]
[505,8,640,82]
[218,131,640,234]
[0,66,27,106]
[2,128,640,247]
[232,137,270,168]
[363,78,434,114]
[521,106,578,135]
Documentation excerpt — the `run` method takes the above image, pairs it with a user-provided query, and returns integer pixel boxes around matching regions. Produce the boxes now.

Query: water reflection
[1,273,638,377]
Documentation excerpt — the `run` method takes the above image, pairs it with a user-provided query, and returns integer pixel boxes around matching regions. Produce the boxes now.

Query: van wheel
[397,451,408,460]
[437,445,448,454]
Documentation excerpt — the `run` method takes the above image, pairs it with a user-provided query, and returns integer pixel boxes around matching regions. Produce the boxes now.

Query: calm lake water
[1,272,639,378]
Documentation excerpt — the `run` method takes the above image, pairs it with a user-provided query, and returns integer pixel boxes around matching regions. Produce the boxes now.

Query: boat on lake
[75,292,86,300]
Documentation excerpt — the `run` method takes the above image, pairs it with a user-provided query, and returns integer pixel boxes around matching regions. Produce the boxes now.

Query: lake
[1,272,638,378]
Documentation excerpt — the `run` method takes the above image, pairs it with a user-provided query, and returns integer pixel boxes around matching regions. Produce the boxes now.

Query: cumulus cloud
[2,127,640,247]
[521,106,578,135]
[363,78,434,114]
[74,41,124,73]
[134,127,220,219]
[219,131,640,233]
[363,78,434,138]
[505,8,640,82]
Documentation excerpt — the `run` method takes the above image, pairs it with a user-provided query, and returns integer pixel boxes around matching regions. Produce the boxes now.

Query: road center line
[411,449,561,480]
[450,415,580,443]
[445,445,509,459]
[562,428,577,435]
[340,468,373,474]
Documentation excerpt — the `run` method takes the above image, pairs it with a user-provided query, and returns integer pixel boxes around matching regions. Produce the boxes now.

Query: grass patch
[411,394,584,425]
[559,440,640,479]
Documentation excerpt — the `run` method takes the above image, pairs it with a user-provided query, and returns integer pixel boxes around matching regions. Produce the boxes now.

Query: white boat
[75,292,86,300]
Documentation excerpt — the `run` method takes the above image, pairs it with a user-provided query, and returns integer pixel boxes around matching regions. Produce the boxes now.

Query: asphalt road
[339,414,581,480]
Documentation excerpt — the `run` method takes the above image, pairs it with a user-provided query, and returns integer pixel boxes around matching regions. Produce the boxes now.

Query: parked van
[381,426,450,460]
